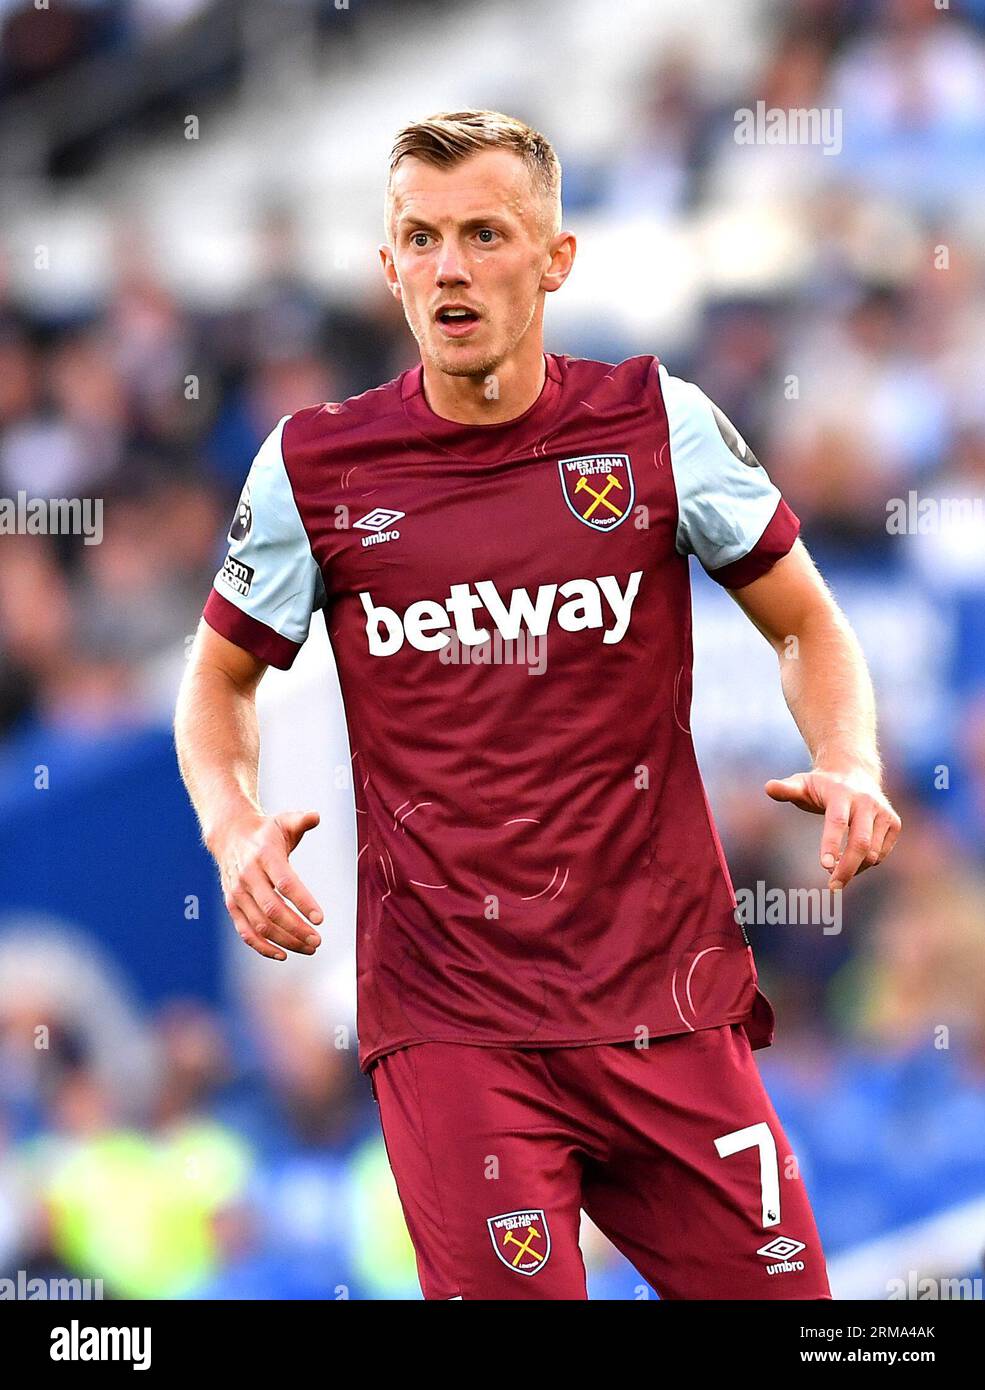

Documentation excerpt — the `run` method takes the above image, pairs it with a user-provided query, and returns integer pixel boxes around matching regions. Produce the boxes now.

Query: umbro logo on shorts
[757,1235,806,1274]
[487,1209,551,1275]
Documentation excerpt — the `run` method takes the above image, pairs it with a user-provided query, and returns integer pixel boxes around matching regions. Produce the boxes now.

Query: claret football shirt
[203,353,799,1072]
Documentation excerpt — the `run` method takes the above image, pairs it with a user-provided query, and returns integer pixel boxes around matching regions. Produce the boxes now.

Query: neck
[419,337,547,425]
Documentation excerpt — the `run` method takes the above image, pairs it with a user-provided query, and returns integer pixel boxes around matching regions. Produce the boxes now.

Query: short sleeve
[203,417,326,669]
[659,363,799,589]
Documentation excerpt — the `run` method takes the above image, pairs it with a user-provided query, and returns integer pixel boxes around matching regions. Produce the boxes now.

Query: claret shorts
[369,1022,832,1300]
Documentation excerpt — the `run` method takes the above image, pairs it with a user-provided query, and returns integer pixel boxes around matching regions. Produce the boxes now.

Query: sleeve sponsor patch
[208,415,325,645]
[219,553,255,597]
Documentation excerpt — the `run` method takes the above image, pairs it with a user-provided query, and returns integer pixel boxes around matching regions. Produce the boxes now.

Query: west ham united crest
[558,453,634,532]
[487,1209,551,1275]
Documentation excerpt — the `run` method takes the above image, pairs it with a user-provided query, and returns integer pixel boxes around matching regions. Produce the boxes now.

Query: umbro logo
[757,1237,805,1260]
[354,507,404,549]
[757,1236,806,1275]
[354,508,405,531]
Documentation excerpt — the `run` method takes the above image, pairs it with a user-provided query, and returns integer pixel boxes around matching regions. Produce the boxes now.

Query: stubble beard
[411,291,539,383]
[414,317,501,381]
[427,345,501,380]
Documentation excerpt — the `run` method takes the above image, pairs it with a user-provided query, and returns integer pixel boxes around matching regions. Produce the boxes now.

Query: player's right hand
[213,810,324,961]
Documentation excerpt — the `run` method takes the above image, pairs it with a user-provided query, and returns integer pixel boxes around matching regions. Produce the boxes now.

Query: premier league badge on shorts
[487,1209,551,1275]
[558,453,635,532]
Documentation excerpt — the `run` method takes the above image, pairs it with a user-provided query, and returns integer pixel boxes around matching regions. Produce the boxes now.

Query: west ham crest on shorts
[558,453,635,532]
[487,1209,551,1275]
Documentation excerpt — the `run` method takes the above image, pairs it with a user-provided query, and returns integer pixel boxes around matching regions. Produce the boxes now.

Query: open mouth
[436,306,481,336]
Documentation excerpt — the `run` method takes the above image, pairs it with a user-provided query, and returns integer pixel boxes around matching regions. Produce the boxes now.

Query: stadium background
[0,0,983,1299]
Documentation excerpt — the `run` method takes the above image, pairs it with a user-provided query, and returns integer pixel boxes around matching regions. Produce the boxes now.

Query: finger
[850,811,889,872]
[830,801,876,889]
[862,811,893,867]
[244,868,320,948]
[237,877,316,954]
[764,775,809,804]
[819,792,852,874]
[276,810,321,852]
[263,857,324,929]
[879,814,902,862]
[226,900,287,962]
[240,892,316,955]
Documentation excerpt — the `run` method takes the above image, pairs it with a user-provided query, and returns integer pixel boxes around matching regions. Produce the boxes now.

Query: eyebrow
[398,213,511,233]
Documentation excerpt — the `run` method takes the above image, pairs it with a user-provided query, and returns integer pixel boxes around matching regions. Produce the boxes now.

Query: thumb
[275,809,321,850]
[764,774,809,803]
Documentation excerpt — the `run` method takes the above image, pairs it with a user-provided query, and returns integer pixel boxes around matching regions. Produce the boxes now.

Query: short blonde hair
[386,108,562,240]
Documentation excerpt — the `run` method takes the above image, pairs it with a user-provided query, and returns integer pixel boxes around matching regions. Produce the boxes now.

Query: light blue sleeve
[213,417,326,643]
[659,363,782,571]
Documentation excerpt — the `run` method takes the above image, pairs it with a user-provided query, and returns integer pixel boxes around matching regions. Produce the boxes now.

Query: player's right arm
[175,623,323,961]
[175,415,326,960]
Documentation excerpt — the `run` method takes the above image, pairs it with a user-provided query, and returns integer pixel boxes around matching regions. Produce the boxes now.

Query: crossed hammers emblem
[502,1224,544,1267]
[574,472,625,519]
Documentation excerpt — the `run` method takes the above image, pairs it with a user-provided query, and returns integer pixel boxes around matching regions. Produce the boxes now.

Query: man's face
[381,149,558,379]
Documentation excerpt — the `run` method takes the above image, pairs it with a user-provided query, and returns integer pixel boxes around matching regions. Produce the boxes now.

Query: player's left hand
[764,768,901,890]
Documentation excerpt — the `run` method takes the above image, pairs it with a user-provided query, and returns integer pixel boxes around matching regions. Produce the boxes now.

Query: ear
[541,231,576,295]
[378,245,403,300]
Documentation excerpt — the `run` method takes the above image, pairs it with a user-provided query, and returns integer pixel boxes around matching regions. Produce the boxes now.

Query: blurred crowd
[0,226,413,732]
[0,0,983,1296]
[0,0,209,97]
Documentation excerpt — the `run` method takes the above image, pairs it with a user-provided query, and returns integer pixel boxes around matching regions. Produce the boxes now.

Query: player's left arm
[728,538,901,889]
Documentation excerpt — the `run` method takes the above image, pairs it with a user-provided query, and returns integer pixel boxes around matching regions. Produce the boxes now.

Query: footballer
[175,110,901,1300]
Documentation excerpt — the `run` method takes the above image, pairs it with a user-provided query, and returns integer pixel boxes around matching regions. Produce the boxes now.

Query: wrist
[203,799,264,856]
[812,751,882,785]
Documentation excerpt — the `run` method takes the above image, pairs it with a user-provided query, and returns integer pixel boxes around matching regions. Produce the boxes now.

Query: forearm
[175,664,264,851]
[733,543,899,882]
[777,608,881,781]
